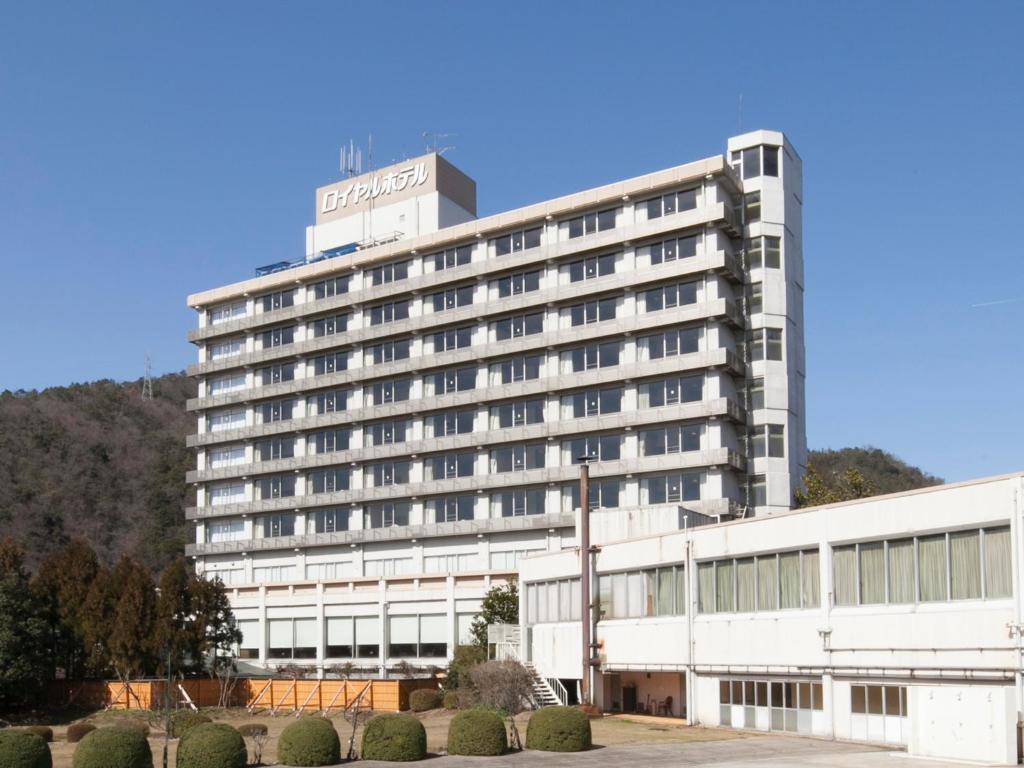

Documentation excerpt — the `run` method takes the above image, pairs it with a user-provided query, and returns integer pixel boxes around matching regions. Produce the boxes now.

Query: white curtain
[657,569,675,616]
[268,619,292,651]
[858,542,885,604]
[950,530,981,600]
[736,558,756,612]
[833,546,857,606]
[801,550,820,608]
[984,527,1012,598]
[636,336,651,362]
[697,563,715,614]
[389,615,417,644]
[570,579,582,621]
[294,619,317,649]
[355,616,379,646]
[757,556,778,611]
[918,535,948,602]
[627,572,643,617]
[887,539,914,604]
[238,620,260,651]
[715,561,735,612]
[420,615,447,644]
[327,618,353,647]
[779,552,800,609]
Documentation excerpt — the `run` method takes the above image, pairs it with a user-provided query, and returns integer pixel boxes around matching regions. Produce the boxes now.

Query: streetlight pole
[578,458,593,706]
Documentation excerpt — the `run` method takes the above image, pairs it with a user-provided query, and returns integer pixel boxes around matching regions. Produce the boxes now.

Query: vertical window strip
[984,527,1012,598]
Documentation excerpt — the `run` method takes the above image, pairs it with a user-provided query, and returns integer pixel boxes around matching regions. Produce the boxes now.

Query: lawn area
[32,706,744,767]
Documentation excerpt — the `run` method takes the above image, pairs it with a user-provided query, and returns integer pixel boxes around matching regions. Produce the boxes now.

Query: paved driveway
[348,734,957,768]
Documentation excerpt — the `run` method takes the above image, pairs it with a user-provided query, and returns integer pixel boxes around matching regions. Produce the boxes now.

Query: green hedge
[442,691,460,710]
[19,726,53,743]
[0,730,52,768]
[72,726,152,768]
[171,712,212,739]
[408,688,441,712]
[66,724,96,744]
[277,718,341,767]
[176,723,246,768]
[447,709,507,756]
[108,719,150,738]
[525,707,592,752]
[360,714,426,762]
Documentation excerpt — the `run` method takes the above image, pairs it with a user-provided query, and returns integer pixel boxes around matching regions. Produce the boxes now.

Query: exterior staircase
[488,623,567,708]
[524,661,566,708]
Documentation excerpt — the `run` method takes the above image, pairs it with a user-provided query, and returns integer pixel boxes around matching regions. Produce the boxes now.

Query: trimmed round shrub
[66,724,97,744]
[447,708,507,756]
[171,711,212,739]
[235,723,268,738]
[19,727,53,743]
[277,718,341,767]
[525,706,592,752]
[360,714,426,762]
[408,688,441,712]
[176,722,246,768]
[442,691,460,710]
[108,718,150,738]
[72,726,152,768]
[0,729,52,768]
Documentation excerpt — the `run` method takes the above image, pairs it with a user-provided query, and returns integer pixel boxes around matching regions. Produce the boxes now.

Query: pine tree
[32,539,101,678]
[106,556,157,683]
[0,538,50,708]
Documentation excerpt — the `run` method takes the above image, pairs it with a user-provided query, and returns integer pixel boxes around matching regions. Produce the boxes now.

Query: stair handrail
[546,676,569,706]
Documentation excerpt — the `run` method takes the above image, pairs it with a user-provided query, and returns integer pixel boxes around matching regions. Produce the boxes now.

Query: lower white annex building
[518,471,1024,765]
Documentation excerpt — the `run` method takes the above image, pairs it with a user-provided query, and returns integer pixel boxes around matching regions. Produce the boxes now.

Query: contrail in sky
[970,297,1024,308]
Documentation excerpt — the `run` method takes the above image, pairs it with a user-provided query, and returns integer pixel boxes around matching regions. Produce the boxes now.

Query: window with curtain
[858,542,885,604]
[801,550,820,608]
[887,539,914,603]
[950,530,982,600]
[757,556,778,611]
[833,546,857,606]
[716,561,735,612]
[918,535,948,602]
[737,558,756,612]
[697,563,715,614]
[984,527,1012,598]
[779,552,801,609]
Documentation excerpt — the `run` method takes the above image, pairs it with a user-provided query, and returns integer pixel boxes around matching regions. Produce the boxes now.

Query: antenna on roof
[423,131,456,156]
[340,140,362,177]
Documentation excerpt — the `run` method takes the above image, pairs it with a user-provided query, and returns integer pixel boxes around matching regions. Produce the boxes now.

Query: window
[260,325,294,348]
[567,253,615,282]
[261,514,296,538]
[751,424,785,458]
[491,488,546,517]
[494,312,543,340]
[491,399,544,428]
[209,445,246,468]
[490,355,542,385]
[569,297,617,326]
[257,437,295,461]
[368,260,409,286]
[742,146,761,179]
[365,502,410,528]
[638,327,701,360]
[429,495,475,523]
[313,351,348,376]
[698,549,819,613]
[638,375,704,407]
[640,472,703,504]
[257,363,294,386]
[641,234,699,266]
[367,461,411,487]
[425,452,474,480]
[209,373,247,395]
[564,434,621,463]
[369,300,410,325]
[311,507,349,534]
[490,444,546,473]
[495,270,541,297]
[832,526,1011,606]
[433,326,472,352]
[208,409,245,432]
[430,284,474,312]
[764,146,780,176]
[365,420,409,447]
[565,208,617,238]
[424,553,481,573]
[747,378,765,410]
[745,191,761,223]
[644,188,698,219]
[267,617,316,660]
[260,399,293,423]
[750,328,783,361]
[368,339,411,365]
[718,678,824,733]
[596,566,688,618]
[748,474,767,507]
[308,468,350,494]
[640,424,702,456]
[325,617,354,658]
[313,274,352,300]
[492,226,542,256]
[644,281,699,312]
[312,389,347,415]
[388,615,447,658]
[309,428,351,454]
[208,482,245,506]
[428,367,476,395]
[747,236,781,269]
[369,378,411,405]
[732,145,780,180]
[209,302,246,325]
[562,387,623,418]
[526,578,583,624]
[564,478,622,510]
[426,409,475,438]
[256,475,295,500]
[209,339,243,360]
[355,616,379,658]
[747,282,763,315]
[565,342,620,372]
[260,290,294,312]
[428,244,472,272]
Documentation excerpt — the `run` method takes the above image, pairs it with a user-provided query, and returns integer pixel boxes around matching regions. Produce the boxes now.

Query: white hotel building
[185,131,806,676]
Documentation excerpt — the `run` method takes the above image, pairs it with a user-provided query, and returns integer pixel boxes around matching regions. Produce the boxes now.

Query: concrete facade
[519,473,1024,765]
[185,131,806,677]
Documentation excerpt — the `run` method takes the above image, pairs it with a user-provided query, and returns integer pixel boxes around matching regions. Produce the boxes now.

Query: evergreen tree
[0,538,49,708]
[32,539,101,678]
[795,466,877,508]
[469,582,519,650]
[106,556,157,682]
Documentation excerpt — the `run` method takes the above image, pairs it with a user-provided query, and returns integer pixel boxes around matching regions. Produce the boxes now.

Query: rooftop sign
[320,162,429,216]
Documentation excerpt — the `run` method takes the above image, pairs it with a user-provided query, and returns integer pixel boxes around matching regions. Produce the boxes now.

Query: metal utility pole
[578,459,592,706]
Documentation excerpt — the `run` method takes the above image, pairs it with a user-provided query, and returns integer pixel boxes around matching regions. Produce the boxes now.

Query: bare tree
[467,660,534,749]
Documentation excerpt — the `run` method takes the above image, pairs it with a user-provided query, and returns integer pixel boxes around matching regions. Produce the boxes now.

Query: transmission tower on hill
[141,354,154,400]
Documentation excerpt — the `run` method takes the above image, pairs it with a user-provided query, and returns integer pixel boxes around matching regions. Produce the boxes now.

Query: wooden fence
[46,678,438,713]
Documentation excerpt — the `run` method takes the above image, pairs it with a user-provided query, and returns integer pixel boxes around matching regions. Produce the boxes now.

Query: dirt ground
[35,707,743,767]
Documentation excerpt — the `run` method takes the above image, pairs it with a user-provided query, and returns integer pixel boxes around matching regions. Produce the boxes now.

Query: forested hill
[0,373,194,569]
[807,446,943,496]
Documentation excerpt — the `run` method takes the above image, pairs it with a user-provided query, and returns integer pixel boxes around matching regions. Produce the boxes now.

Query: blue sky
[1,1,1021,482]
